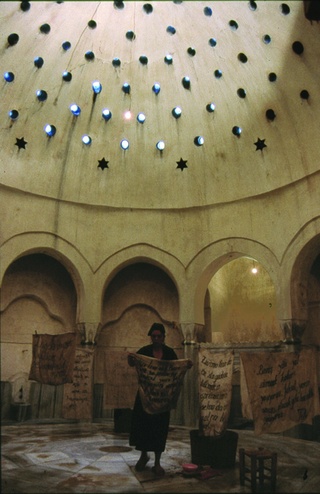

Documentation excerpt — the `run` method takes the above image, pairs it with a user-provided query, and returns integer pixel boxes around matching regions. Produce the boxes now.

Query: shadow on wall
[0,254,78,382]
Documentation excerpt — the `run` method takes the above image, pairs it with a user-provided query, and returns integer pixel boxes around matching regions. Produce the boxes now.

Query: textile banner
[28,332,77,385]
[103,351,138,409]
[134,354,190,414]
[198,349,234,436]
[240,349,320,436]
[62,348,94,419]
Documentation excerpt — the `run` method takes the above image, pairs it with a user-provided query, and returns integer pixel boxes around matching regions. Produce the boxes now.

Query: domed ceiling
[1,1,320,209]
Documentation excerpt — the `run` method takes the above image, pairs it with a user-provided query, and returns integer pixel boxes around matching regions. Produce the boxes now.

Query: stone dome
[1,1,320,209]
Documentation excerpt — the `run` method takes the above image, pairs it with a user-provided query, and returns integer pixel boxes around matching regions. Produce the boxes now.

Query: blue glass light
[8,33,19,45]
[112,58,121,67]
[137,113,146,123]
[204,6,212,16]
[214,69,222,78]
[238,53,248,63]
[263,34,271,44]
[209,38,217,47]
[114,1,124,9]
[152,83,161,95]
[194,136,204,146]
[82,135,91,145]
[20,2,31,12]
[36,90,47,101]
[229,20,238,30]
[167,25,176,34]
[102,109,112,121]
[121,139,129,150]
[122,83,130,94]
[126,31,136,40]
[182,76,190,89]
[232,126,242,136]
[70,104,81,115]
[85,51,95,60]
[34,57,44,68]
[156,141,165,150]
[164,54,173,64]
[62,71,72,81]
[44,124,56,136]
[92,80,102,93]
[206,103,215,112]
[62,41,71,50]
[266,109,276,121]
[143,4,153,14]
[4,72,14,82]
[139,55,148,65]
[172,107,182,118]
[9,110,19,120]
[187,47,196,56]
[237,88,246,98]
[249,1,257,11]
[281,3,290,15]
[40,23,50,34]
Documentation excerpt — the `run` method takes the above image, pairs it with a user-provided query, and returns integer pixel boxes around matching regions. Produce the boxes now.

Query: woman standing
[128,322,192,476]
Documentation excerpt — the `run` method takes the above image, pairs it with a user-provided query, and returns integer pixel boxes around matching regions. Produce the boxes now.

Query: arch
[94,243,186,318]
[290,234,320,323]
[0,233,88,322]
[95,255,185,385]
[101,262,180,327]
[187,238,280,324]
[280,218,320,321]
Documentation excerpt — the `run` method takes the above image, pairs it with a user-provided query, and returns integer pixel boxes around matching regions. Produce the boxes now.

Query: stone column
[77,322,102,345]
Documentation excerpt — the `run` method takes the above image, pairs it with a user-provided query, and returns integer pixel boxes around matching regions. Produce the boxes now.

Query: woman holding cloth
[128,322,193,476]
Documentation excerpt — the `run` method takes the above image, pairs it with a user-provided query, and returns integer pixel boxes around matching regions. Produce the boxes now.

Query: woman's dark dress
[129,344,178,452]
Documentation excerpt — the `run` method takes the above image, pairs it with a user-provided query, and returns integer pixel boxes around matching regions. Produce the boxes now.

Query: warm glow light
[124,111,132,120]
[252,267,258,274]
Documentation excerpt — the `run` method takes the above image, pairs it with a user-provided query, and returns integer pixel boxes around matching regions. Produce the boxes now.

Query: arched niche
[305,253,320,346]
[206,257,282,343]
[290,234,320,344]
[95,262,182,384]
[1,253,78,382]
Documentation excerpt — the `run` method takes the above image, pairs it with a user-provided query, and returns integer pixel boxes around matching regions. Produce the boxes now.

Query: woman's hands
[128,353,193,369]
[128,352,136,367]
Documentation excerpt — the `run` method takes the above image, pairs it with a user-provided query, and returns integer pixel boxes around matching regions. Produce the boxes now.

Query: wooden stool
[239,447,277,492]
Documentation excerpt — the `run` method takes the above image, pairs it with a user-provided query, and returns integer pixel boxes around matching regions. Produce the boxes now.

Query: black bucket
[190,429,238,468]
[114,408,132,433]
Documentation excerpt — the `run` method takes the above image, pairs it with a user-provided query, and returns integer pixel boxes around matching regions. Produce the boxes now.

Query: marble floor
[1,420,320,493]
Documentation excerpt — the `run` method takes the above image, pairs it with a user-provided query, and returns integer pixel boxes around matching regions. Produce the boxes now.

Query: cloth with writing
[240,349,320,436]
[29,332,77,385]
[103,350,138,409]
[198,349,234,436]
[134,353,190,414]
[62,348,94,419]
[130,344,179,453]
